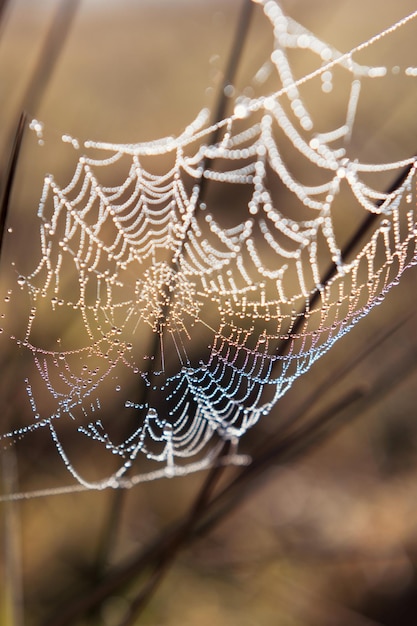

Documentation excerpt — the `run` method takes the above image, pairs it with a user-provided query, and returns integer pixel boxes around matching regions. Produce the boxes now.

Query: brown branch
[0,112,26,263]
[41,308,415,626]
[0,0,80,201]
[0,0,81,259]
[277,158,416,356]
[42,386,362,626]
[92,0,255,584]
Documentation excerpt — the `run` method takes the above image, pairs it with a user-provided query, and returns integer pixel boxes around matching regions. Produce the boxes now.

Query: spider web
[1,0,417,498]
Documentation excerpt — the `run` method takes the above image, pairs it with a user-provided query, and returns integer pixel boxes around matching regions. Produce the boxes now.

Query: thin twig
[0,0,11,30]
[0,0,80,199]
[41,384,363,626]
[116,442,230,626]
[41,277,416,626]
[20,0,80,117]
[192,329,417,541]
[0,112,26,263]
[93,0,255,581]
[43,444,230,626]
[277,158,416,356]
[1,0,81,257]
[41,340,413,626]
[273,310,415,436]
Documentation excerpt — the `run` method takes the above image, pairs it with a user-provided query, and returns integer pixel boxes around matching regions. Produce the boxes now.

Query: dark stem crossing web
[277,157,417,357]
[93,0,255,578]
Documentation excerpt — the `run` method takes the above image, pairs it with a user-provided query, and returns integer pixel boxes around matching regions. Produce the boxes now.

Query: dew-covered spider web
[1,0,417,498]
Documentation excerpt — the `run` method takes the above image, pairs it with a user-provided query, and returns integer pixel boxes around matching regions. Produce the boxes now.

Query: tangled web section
[1,0,417,499]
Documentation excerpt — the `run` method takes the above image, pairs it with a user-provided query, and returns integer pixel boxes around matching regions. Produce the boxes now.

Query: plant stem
[93,0,255,581]
[0,112,26,263]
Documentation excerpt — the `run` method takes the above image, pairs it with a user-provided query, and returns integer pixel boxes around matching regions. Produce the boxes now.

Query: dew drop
[223,83,235,98]
[163,423,173,439]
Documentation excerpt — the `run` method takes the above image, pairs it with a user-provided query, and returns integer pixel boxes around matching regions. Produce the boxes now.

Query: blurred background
[1,1,417,625]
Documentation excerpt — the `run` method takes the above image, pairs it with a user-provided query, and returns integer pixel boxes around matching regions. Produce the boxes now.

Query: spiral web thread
[1,0,417,499]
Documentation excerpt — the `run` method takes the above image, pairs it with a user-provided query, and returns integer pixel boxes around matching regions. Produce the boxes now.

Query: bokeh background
[1,1,417,625]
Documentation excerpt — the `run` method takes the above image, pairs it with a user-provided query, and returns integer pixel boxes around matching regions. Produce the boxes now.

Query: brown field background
[1,1,417,625]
